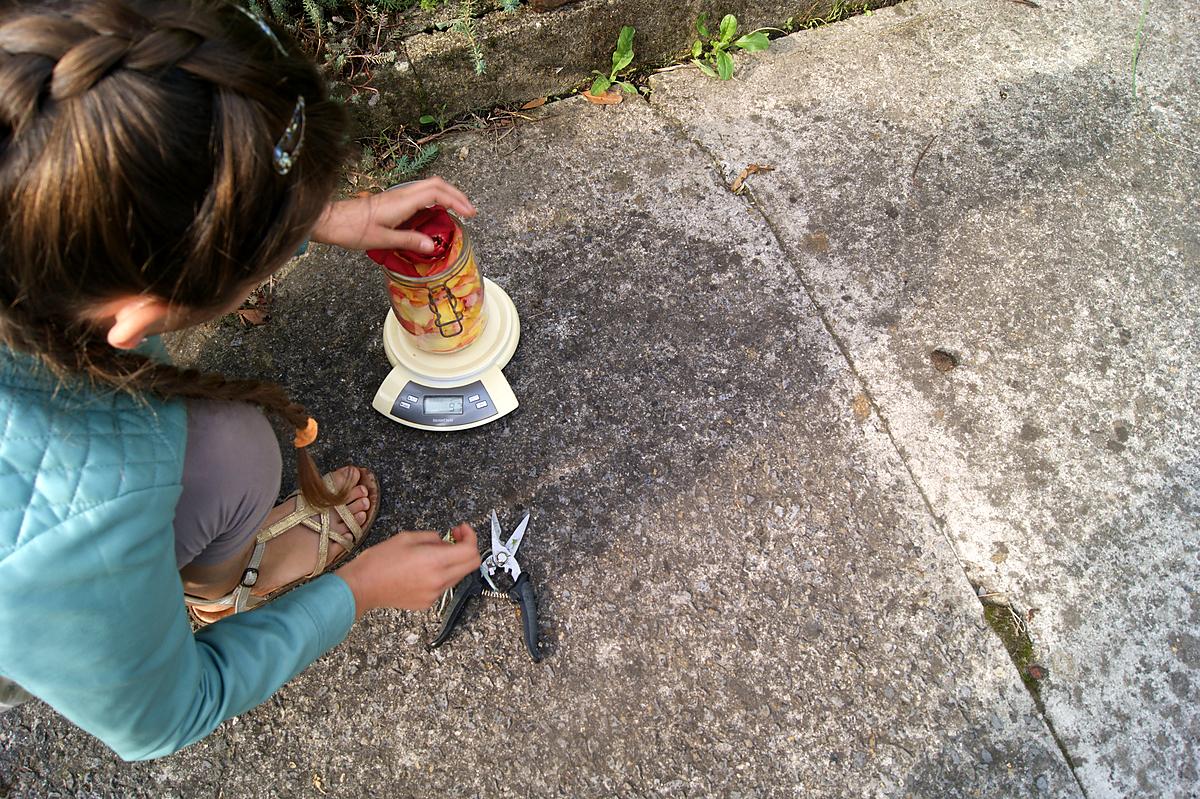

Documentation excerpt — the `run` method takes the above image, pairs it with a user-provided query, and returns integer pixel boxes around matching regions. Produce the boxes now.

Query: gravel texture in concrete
[2,0,1196,796]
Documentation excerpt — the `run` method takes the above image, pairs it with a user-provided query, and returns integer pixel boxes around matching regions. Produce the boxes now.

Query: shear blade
[505,513,530,558]
[490,510,502,555]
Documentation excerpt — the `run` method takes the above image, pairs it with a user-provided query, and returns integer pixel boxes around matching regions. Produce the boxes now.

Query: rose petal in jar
[450,279,478,299]
[374,213,489,354]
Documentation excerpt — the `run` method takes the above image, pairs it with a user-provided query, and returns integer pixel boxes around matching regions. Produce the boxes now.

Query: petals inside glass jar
[367,209,487,354]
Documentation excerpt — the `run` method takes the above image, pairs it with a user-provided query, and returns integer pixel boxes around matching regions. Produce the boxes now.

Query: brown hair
[0,0,350,506]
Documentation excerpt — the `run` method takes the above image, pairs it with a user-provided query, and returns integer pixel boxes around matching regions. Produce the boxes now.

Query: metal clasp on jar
[428,284,465,338]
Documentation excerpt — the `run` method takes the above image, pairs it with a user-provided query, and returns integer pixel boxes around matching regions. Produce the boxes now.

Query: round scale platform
[372,278,520,431]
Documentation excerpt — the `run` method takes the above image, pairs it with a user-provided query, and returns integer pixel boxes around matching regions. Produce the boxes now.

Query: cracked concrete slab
[1,89,1076,795]
[650,0,1200,795]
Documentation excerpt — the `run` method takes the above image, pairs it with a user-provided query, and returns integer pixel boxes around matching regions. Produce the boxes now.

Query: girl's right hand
[335,523,480,618]
[310,177,477,253]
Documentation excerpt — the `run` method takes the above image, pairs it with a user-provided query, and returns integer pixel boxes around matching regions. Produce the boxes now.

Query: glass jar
[381,219,487,354]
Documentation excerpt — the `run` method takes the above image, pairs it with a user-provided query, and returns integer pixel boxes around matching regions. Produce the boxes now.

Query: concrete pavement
[2,0,1195,796]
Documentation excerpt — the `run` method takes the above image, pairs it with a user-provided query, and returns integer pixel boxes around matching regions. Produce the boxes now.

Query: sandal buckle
[241,567,259,588]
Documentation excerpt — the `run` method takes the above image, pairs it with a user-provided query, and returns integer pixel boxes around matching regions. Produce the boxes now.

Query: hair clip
[230,7,307,175]
[232,5,288,57]
[273,95,306,175]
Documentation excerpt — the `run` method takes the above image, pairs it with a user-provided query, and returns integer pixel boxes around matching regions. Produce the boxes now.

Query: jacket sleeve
[0,488,357,761]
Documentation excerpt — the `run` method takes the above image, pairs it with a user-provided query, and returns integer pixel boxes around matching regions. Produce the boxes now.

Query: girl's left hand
[309,177,478,253]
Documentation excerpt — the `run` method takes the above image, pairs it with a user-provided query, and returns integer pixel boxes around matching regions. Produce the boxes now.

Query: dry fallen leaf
[582,88,623,105]
[237,308,269,327]
[521,97,548,109]
[730,163,775,195]
[930,349,959,372]
[852,394,871,422]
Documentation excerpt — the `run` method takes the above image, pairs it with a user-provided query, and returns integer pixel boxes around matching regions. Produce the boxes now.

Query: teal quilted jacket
[0,345,356,760]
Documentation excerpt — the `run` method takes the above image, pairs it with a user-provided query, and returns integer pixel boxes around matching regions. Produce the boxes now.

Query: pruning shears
[428,510,541,662]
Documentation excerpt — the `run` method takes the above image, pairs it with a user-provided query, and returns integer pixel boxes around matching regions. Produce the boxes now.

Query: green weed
[690,13,773,80]
[590,26,638,96]
[1131,0,1150,98]
[355,140,441,188]
[419,104,451,130]
[982,605,1043,697]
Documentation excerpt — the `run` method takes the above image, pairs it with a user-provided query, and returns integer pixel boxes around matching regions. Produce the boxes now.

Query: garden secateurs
[429,510,542,662]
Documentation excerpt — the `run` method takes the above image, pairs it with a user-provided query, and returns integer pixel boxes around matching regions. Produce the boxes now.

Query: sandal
[184,467,379,627]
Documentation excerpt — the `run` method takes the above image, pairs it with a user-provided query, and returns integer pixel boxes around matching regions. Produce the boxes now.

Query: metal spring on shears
[434,530,508,610]
[434,587,508,618]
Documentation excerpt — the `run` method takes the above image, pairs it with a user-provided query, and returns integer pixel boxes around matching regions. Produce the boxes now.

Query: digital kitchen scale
[372,278,520,431]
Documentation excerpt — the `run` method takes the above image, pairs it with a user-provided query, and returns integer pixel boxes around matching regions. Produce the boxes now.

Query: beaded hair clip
[232,5,306,175]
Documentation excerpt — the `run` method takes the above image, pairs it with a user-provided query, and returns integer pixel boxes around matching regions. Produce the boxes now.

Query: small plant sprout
[590,26,638,96]
[802,0,874,29]
[419,104,450,131]
[356,139,441,189]
[690,13,773,80]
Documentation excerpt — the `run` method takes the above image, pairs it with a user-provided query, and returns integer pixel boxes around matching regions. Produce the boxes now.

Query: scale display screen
[384,379,498,428]
[423,395,464,415]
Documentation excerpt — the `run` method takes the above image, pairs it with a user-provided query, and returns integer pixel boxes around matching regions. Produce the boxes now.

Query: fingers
[449,523,476,546]
[400,528,479,572]
[339,523,484,614]
[404,530,444,546]
[390,177,477,219]
[450,524,480,568]
[312,180,475,251]
[440,526,481,572]
[380,230,436,254]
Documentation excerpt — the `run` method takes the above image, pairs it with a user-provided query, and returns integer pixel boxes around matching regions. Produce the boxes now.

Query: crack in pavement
[642,95,1092,798]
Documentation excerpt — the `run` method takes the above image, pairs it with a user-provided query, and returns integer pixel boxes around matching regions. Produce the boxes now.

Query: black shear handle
[428,571,481,650]
[507,573,541,662]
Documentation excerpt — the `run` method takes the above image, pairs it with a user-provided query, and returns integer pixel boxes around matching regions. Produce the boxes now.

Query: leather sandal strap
[234,539,268,612]
[182,539,267,613]
[253,474,365,581]
[308,494,331,579]
[256,490,316,544]
[333,500,364,540]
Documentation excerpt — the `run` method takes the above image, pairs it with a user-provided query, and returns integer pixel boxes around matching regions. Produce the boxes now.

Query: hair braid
[0,0,351,509]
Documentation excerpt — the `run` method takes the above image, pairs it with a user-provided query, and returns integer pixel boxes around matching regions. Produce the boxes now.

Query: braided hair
[0,0,350,507]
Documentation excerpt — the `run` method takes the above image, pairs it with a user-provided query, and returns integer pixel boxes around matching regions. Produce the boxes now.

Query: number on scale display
[423,395,464,415]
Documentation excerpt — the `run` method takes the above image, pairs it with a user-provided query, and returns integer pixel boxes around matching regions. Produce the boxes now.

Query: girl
[0,0,481,759]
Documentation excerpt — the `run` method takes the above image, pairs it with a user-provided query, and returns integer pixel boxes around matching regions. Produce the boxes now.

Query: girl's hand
[336,523,480,618]
[310,177,478,253]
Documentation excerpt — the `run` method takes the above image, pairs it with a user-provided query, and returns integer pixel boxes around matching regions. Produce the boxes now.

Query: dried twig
[910,135,939,186]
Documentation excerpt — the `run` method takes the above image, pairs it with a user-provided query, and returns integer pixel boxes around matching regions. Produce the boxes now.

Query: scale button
[404,394,419,404]
[475,401,489,410]
[467,394,481,403]
[398,401,411,410]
